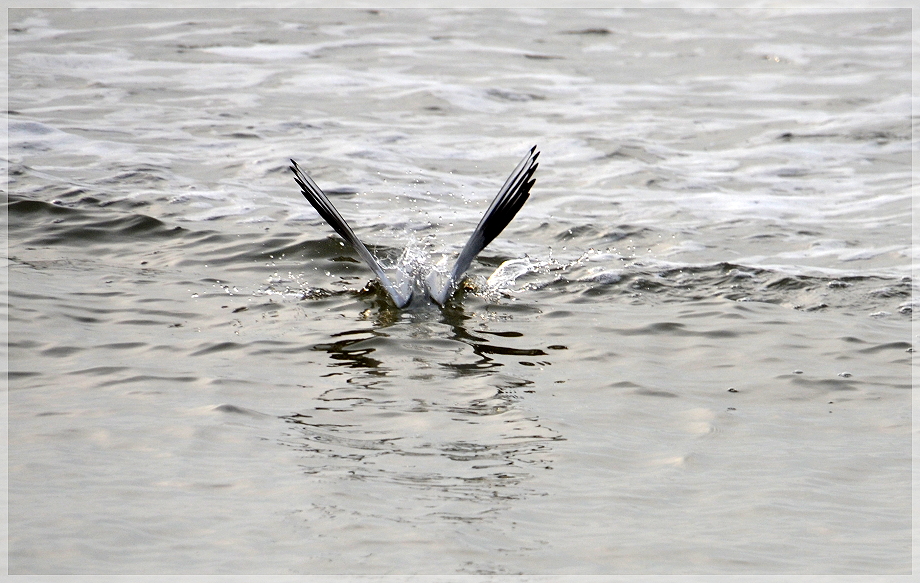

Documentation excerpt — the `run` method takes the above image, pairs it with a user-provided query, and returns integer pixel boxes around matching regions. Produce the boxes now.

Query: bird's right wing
[290,160,413,307]
[428,145,539,305]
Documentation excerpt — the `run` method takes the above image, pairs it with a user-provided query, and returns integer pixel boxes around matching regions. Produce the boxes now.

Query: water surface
[7,7,912,576]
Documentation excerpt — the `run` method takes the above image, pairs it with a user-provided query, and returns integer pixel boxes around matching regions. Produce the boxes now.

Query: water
[7,7,912,577]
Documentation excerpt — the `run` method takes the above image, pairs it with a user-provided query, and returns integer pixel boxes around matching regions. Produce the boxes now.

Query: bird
[290,145,539,308]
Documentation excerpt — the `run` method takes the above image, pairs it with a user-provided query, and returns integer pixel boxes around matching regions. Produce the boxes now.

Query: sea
[6,6,913,579]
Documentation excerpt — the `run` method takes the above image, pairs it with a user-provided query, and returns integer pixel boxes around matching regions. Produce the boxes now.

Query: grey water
[7,7,912,576]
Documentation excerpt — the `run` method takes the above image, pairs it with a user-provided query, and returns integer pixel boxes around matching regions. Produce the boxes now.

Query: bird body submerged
[290,145,539,307]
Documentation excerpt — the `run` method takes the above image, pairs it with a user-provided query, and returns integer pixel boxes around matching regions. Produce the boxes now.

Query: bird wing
[290,160,413,307]
[428,145,539,305]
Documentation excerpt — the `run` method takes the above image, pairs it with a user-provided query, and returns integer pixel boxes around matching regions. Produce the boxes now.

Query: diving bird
[290,145,539,307]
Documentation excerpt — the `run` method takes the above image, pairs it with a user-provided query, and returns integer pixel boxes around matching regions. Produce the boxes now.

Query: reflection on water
[313,300,553,372]
[285,303,564,522]
[314,328,386,370]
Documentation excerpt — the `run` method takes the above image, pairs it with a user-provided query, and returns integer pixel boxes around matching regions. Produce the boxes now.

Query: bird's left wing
[291,160,413,307]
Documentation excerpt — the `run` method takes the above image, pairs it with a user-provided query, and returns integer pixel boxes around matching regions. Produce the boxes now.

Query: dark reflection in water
[311,297,552,374]
[313,328,386,371]
[284,299,563,521]
[443,304,549,372]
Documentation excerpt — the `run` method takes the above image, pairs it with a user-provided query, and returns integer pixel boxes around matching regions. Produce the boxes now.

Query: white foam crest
[485,257,538,291]
[479,249,598,300]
